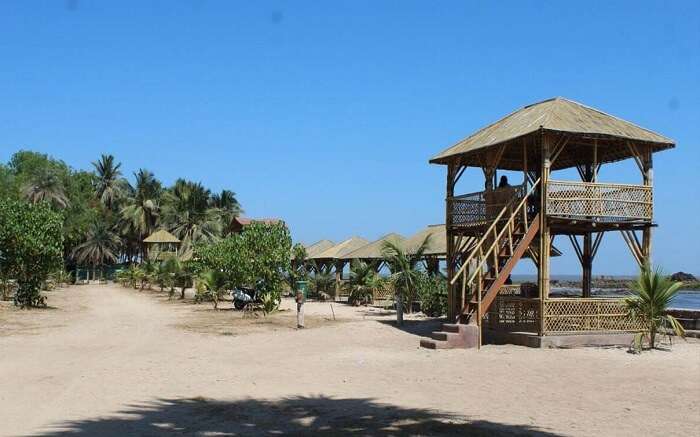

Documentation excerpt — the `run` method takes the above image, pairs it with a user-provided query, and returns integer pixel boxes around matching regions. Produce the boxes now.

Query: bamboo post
[446,161,457,320]
[538,129,551,336]
[642,145,653,266]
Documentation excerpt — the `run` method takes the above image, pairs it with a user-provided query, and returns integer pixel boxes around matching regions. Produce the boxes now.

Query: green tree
[21,170,70,209]
[72,221,121,279]
[198,269,230,309]
[0,199,63,307]
[381,236,430,326]
[345,260,379,306]
[161,179,221,252]
[120,169,161,261]
[210,189,242,234]
[626,265,686,350]
[92,154,124,210]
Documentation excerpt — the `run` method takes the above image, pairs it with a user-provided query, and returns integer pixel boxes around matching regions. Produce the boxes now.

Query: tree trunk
[180,287,187,299]
[396,293,404,326]
[650,326,656,349]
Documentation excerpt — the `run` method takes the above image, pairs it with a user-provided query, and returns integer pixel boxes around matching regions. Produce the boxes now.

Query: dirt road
[1,285,698,436]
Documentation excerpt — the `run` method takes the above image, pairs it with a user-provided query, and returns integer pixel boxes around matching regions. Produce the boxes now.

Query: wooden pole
[446,161,457,320]
[334,260,343,301]
[642,144,653,266]
[538,129,551,335]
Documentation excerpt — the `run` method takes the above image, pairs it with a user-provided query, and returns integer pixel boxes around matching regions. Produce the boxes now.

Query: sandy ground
[1,284,698,437]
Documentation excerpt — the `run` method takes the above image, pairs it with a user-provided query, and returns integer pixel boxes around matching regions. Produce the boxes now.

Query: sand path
[1,285,699,436]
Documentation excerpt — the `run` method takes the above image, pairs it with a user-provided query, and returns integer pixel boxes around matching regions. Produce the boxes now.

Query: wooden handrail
[450,179,540,285]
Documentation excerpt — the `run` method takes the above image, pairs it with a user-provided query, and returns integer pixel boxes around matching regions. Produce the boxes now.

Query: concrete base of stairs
[419,323,479,349]
[483,329,637,348]
[420,326,637,349]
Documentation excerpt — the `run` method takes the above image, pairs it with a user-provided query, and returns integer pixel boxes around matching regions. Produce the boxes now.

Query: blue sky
[1,1,698,275]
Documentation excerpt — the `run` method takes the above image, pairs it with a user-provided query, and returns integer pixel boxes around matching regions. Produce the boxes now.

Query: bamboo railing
[546,180,652,220]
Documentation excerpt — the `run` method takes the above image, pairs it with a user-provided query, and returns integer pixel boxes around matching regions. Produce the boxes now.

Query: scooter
[231,286,260,310]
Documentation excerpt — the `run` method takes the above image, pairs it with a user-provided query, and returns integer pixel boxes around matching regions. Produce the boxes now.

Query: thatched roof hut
[311,236,369,261]
[430,97,674,170]
[143,229,180,244]
[303,240,335,258]
[402,225,447,256]
[342,233,405,260]
[230,217,283,234]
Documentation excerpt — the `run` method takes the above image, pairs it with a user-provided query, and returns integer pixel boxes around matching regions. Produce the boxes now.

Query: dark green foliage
[0,199,63,307]
[416,273,448,317]
[345,260,378,306]
[194,222,292,311]
[626,265,686,351]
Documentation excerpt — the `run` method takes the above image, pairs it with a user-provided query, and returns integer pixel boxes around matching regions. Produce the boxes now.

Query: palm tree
[309,269,334,299]
[22,170,70,209]
[344,260,379,306]
[72,221,120,279]
[210,189,242,233]
[626,265,686,350]
[120,169,162,261]
[381,236,431,326]
[161,179,222,252]
[198,269,229,309]
[92,154,124,210]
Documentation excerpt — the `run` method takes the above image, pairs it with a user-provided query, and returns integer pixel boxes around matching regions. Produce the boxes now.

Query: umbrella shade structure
[341,233,405,261]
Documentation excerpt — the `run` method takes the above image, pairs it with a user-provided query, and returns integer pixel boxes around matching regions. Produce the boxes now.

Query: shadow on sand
[378,318,445,338]
[37,395,561,436]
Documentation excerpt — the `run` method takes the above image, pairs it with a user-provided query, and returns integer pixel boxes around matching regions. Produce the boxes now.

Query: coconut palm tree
[626,265,686,350]
[22,170,70,209]
[198,269,229,309]
[161,179,222,252]
[381,236,431,326]
[344,260,379,306]
[72,221,120,279]
[92,154,124,210]
[120,169,162,260]
[210,189,242,233]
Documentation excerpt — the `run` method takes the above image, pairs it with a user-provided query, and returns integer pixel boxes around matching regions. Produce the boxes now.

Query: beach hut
[342,233,405,270]
[310,236,370,299]
[424,97,674,348]
[143,229,180,261]
[229,217,282,234]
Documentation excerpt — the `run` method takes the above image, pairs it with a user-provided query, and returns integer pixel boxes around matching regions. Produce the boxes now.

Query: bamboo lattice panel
[372,283,394,301]
[543,298,645,333]
[546,180,652,220]
[484,296,540,332]
[450,185,526,227]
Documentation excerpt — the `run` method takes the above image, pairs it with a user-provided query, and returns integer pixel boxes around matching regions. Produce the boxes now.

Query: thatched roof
[311,236,369,260]
[430,97,675,170]
[304,240,335,258]
[143,229,180,244]
[402,225,447,256]
[342,233,405,260]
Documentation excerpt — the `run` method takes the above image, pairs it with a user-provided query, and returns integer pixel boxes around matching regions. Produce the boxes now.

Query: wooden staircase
[421,180,541,350]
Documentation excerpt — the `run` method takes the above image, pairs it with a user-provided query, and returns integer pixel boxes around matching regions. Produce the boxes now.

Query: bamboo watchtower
[422,97,674,349]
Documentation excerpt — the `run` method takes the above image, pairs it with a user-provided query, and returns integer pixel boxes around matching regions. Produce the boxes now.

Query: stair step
[442,323,461,333]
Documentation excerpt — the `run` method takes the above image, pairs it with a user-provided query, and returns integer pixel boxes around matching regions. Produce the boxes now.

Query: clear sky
[1,1,698,276]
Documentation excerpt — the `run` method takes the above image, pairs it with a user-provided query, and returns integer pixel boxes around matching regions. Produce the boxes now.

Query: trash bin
[295,280,308,299]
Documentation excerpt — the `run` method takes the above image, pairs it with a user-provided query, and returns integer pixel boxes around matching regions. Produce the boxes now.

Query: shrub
[626,265,686,351]
[0,199,63,307]
[416,273,448,317]
[194,222,291,311]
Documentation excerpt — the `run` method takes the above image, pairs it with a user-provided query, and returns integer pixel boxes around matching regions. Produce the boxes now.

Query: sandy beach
[1,284,698,436]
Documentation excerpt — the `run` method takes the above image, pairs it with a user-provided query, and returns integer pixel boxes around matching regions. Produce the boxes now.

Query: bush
[416,273,448,317]
[0,199,63,307]
[194,222,291,312]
